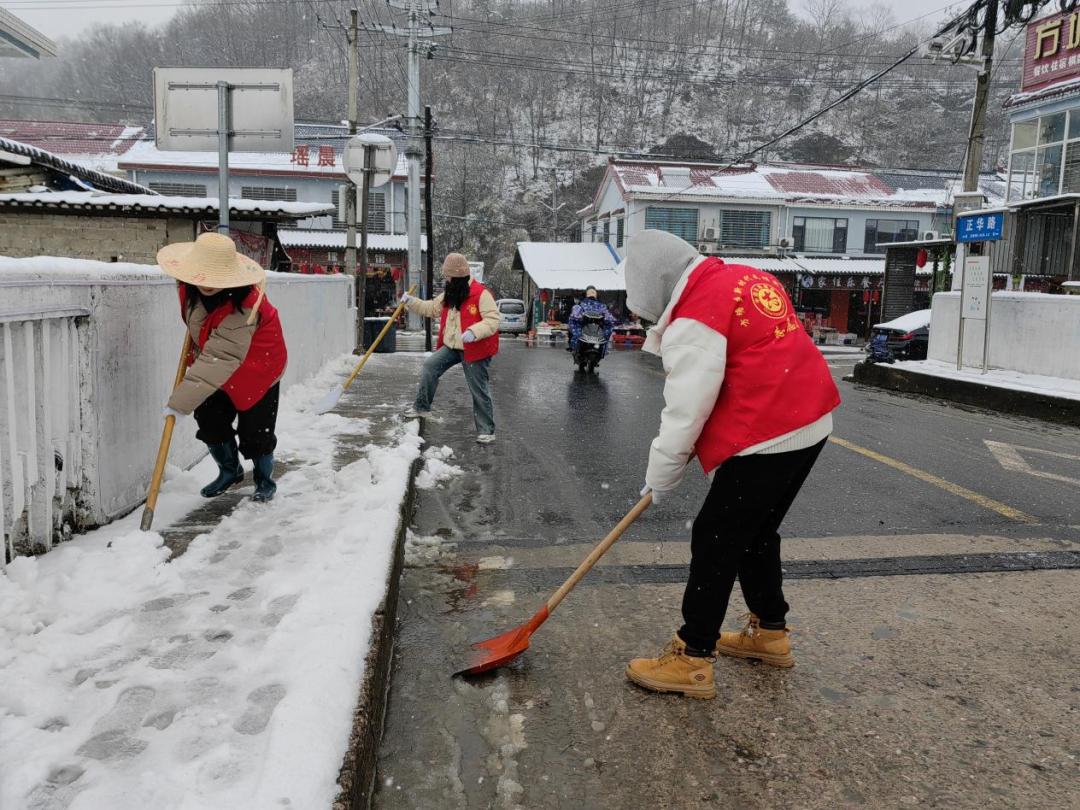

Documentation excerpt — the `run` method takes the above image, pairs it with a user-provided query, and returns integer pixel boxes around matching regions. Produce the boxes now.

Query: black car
[866,309,931,363]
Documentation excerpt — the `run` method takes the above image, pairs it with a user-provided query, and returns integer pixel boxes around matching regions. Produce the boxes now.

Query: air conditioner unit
[701,227,717,241]
[698,242,718,254]
[779,237,792,248]
[922,230,939,241]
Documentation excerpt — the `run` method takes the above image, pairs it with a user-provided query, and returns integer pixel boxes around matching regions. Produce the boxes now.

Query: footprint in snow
[233,683,286,735]
[261,594,299,628]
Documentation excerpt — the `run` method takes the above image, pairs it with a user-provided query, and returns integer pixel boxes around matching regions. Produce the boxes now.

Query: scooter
[572,311,609,374]
[865,331,895,364]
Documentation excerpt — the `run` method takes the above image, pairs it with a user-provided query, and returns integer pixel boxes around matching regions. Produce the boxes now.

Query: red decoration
[539,290,550,302]
[871,290,880,304]
[391,268,402,281]
[317,145,335,167]
[291,145,310,167]
[916,249,928,269]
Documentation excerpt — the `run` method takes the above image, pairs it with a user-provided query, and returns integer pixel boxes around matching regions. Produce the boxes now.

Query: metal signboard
[961,255,990,320]
[956,211,1004,243]
[1021,10,1080,92]
[343,133,397,188]
[153,67,294,152]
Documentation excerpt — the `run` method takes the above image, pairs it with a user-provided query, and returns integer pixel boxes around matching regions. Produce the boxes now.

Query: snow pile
[403,531,456,567]
[415,445,463,490]
[0,357,422,810]
[894,359,1080,402]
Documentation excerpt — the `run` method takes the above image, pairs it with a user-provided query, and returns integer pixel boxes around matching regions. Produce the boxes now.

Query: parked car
[867,309,931,362]
[496,299,528,334]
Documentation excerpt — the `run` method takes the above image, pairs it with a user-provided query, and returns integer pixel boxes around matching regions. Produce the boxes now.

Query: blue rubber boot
[201,441,244,498]
[252,455,277,503]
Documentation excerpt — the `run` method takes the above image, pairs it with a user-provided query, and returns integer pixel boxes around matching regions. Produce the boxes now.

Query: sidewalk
[850,358,1080,423]
[0,352,428,810]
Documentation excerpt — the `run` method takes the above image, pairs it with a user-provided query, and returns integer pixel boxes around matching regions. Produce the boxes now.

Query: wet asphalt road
[373,339,1080,809]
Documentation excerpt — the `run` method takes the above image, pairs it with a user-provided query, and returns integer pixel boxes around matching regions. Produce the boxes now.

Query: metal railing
[1,308,87,563]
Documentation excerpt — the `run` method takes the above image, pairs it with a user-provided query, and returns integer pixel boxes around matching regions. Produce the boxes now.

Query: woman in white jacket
[623,230,840,699]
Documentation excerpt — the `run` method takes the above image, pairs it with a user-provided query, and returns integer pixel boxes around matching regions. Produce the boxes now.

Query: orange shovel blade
[453,605,549,677]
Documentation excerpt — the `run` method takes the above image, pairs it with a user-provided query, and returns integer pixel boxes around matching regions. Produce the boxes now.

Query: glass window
[602,220,610,243]
[1035,144,1064,197]
[1069,109,1080,140]
[241,186,297,202]
[792,216,847,252]
[615,217,625,248]
[148,181,207,197]
[1008,150,1037,201]
[331,189,387,231]
[1063,142,1080,193]
[864,219,919,253]
[1039,112,1066,144]
[1012,120,1038,150]
[645,207,699,241]
[498,301,525,315]
[720,210,771,248]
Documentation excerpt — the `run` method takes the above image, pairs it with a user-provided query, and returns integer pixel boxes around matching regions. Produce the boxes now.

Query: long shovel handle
[342,285,417,394]
[545,493,653,614]
[140,332,193,531]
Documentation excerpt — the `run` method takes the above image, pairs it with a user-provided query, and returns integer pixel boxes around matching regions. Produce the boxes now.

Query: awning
[513,242,624,291]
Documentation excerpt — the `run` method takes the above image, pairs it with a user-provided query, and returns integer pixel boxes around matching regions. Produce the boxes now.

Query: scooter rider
[567,286,615,355]
[623,230,840,699]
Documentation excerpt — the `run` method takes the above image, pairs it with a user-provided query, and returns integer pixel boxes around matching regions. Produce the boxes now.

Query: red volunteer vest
[438,280,499,362]
[180,286,288,412]
[669,258,840,474]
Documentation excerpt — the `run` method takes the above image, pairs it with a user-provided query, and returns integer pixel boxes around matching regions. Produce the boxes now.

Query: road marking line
[829,436,1038,524]
[985,440,1080,489]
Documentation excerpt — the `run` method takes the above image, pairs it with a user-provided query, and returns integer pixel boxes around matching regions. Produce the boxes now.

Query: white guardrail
[1,308,86,559]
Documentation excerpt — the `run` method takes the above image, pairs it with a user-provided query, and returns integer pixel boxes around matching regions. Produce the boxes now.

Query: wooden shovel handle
[141,331,193,531]
[545,492,653,614]
[342,285,417,393]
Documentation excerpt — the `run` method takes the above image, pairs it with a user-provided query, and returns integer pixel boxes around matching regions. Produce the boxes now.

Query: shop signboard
[956,211,1004,243]
[1022,9,1080,92]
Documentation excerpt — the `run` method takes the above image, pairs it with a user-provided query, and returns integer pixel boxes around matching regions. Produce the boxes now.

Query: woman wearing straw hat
[158,232,288,502]
[400,253,500,442]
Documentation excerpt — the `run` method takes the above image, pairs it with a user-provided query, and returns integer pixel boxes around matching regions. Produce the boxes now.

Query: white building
[579,158,1005,259]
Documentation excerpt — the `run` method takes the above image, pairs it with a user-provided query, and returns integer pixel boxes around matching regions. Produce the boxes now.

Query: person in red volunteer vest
[401,253,500,443]
[158,232,288,503]
[623,230,840,699]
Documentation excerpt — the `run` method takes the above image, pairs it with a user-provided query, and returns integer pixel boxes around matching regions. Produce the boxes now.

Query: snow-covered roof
[119,138,408,180]
[0,120,144,174]
[277,229,426,252]
[875,309,932,332]
[514,242,624,291]
[1005,74,1080,110]
[0,190,333,219]
[0,135,151,195]
[598,159,1004,211]
[718,255,889,276]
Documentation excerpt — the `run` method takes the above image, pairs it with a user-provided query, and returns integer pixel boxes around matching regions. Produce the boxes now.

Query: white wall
[0,259,354,550]
[928,291,1080,380]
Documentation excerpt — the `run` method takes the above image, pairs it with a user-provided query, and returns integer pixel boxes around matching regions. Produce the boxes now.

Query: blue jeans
[414,346,495,435]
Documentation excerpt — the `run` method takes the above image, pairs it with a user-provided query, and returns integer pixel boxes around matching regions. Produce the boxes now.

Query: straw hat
[157,232,266,289]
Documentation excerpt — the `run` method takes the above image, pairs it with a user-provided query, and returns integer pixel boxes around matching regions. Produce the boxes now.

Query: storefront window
[1008,150,1037,199]
[1013,120,1038,149]
[1063,142,1080,192]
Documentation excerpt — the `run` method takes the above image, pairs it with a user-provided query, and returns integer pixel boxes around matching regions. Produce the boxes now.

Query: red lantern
[916,249,928,268]
[392,268,402,281]
[539,290,550,303]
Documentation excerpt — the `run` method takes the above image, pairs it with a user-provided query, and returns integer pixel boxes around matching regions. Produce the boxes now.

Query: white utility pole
[345,8,359,282]
[363,1,449,329]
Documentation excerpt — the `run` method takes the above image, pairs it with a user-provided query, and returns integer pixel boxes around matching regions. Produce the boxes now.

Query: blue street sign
[956,212,1004,242]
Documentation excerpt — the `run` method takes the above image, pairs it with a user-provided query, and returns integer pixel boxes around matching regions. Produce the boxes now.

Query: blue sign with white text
[956,212,1004,242]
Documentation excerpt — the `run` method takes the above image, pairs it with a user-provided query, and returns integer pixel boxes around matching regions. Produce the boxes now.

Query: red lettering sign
[317,145,335,167]
[1022,10,1080,91]
[291,144,310,167]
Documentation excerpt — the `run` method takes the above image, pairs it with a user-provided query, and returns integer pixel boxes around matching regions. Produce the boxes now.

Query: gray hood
[624,230,700,323]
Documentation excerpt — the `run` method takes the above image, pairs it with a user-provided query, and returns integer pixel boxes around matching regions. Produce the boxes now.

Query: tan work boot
[626,635,716,699]
[715,613,794,668]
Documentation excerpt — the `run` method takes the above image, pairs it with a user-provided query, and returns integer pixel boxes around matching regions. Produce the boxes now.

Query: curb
[333,423,424,810]
[848,361,1080,425]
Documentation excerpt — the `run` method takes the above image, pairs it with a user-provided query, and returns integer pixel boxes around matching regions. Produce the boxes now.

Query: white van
[496,299,528,334]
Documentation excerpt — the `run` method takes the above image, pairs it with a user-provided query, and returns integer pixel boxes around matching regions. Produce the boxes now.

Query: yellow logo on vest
[468,304,479,316]
[749,282,789,320]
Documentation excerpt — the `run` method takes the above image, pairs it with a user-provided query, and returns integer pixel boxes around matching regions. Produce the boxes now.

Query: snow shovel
[315,285,417,415]
[140,332,193,531]
[454,491,654,676]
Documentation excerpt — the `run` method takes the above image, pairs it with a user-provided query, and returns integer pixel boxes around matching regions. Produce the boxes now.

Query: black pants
[678,439,826,653]
[194,383,279,460]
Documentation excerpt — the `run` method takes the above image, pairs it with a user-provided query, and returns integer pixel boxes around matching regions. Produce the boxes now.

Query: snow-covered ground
[0,357,422,810]
[893,358,1080,402]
